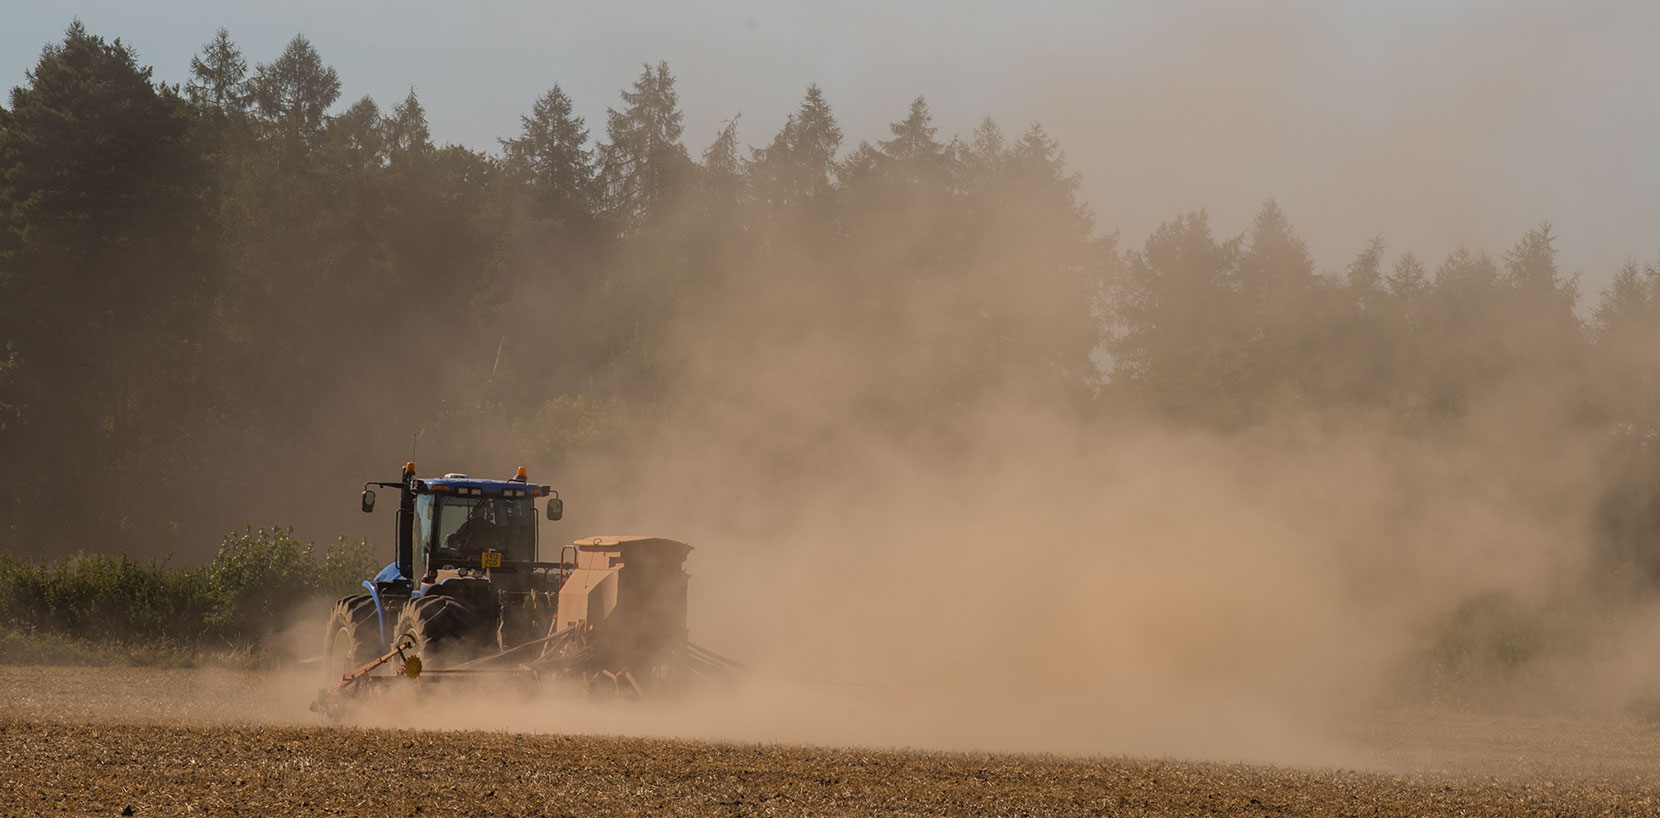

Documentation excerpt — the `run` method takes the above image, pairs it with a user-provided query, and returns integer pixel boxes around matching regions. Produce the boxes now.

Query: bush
[0,551,213,642]
[318,535,379,598]
[1425,592,1550,679]
[1398,591,1560,708]
[205,527,324,637]
[0,526,382,660]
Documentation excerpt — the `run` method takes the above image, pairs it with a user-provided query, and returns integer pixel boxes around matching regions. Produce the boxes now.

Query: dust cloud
[304,397,1648,765]
[439,4,1660,763]
[330,73,1660,759]
[368,226,1649,767]
[526,410,1608,764]
[314,30,1652,768]
[113,312,1655,768]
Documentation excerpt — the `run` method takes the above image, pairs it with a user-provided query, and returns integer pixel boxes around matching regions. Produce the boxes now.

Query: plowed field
[4,667,1659,817]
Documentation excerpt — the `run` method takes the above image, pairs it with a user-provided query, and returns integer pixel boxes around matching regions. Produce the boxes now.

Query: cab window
[431,495,534,564]
[414,494,435,577]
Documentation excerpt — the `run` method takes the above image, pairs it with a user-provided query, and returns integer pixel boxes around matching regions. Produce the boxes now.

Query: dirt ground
[5,666,1660,817]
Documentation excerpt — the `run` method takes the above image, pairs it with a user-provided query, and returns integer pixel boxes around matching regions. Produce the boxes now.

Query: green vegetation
[1401,592,1559,706]
[0,528,376,664]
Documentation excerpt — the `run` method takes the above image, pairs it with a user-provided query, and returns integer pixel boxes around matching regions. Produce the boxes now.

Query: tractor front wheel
[394,596,483,669]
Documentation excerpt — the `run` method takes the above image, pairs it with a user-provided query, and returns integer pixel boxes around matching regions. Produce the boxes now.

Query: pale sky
[7,1,1659,292]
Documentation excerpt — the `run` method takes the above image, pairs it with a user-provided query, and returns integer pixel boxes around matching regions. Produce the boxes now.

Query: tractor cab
[414,475,543,579]
[359,463,563,586]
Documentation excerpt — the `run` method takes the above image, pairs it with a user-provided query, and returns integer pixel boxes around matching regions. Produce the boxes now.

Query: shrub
[205,526,322,637]
[318,535,379,598]
[0,551,213,642]
[1425,592,1550,680]
[1396,591,1562,709]
[0,526,383,659]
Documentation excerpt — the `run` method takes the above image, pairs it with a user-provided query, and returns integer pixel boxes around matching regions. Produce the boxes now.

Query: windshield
[428,494,535,565]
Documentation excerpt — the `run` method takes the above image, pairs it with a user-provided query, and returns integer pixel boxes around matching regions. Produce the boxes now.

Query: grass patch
[0,628,196,668]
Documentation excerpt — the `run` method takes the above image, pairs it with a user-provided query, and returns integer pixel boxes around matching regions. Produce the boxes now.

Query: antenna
[411,429,422,463]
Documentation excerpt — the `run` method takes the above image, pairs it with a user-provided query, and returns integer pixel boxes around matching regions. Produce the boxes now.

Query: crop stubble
[3,667,1658,817]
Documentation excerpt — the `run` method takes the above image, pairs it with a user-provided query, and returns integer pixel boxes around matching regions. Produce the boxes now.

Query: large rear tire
[394,596,484,669]
[322,594,379,682]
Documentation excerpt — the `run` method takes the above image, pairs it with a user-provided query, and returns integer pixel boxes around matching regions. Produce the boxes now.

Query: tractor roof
[416,477,554,498]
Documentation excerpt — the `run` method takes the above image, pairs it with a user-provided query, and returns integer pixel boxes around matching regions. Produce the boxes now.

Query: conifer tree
[249,34,341,150]
[1346,236,1387,308]
[957,117,1007,196]
[793,84,842,193]
[186,28,248,114]
[323,95,384,171]
[700,115,743,207]
[0,21,207,547]
[500,84,594,214]
[596,62,690,226]
[1595,261,1655,342]
[877,96,947,182]
[751,85,844,207]
[385,88,432,163]
[1386,251,1428,300]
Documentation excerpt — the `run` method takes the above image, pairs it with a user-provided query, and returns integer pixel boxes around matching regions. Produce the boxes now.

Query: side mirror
[361,489,376,513]
[545,497,563,521]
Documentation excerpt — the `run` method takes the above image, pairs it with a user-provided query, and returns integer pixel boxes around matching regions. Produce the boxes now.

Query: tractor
[315,462,737,715]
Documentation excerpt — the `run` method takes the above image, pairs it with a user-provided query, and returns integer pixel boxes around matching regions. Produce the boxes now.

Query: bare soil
[4,666,1660,817]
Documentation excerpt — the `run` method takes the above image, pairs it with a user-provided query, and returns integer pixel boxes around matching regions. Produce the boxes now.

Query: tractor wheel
[322,594,380,682]
[394,596,484,669]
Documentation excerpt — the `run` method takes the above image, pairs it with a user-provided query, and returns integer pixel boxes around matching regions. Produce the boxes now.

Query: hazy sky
[7,1,1659,290]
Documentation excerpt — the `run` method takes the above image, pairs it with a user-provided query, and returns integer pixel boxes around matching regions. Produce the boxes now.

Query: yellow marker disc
[403,655,423,678]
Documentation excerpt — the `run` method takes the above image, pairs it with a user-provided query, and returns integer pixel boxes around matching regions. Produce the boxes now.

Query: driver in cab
[447,503,504,561]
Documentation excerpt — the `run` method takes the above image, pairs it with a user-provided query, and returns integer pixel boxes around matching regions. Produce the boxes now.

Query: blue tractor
[321,461,569,678]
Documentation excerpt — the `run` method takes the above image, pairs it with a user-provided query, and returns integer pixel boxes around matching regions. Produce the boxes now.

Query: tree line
[1,23,1656,586]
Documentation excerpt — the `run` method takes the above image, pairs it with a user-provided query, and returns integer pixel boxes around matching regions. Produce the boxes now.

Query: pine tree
[750,85,844,207]
[0,21,208,547]
[1385,251,1429,336]
[1593,260,1654,350]
[1106,212,1248,422]
[1502,223,1581,341]
[700,115,743,207]
[1237,199,1315,308]
[957,117,1007,196]
[186,28,248,114]
[1504,223,1565,296]
[835,141,884,187]
[1386,251,1428,299]
[1346,236,1386,309]
[500,84,594,214]
[750,111,798,203]
[1433,246,1499,295]
[1008,124,1088,227]
[877,96,947,183]
[323,95,384,172]
[788,83,842,198]
[249,34,341,151]
[385,88,432,163]
[596,62,690,226]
